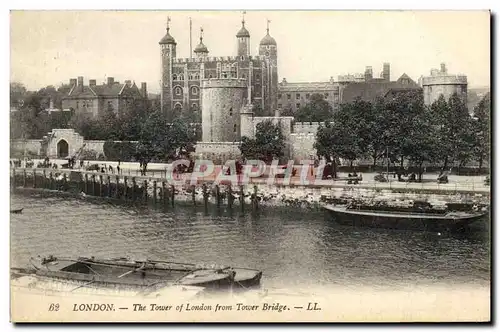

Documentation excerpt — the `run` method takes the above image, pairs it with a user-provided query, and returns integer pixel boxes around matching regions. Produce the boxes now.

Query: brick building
[61,76,148,117]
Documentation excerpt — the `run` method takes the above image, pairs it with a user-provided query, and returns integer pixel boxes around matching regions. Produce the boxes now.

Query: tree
[252,104,266,117]
[314,122,341,178]
[239,120,285,163]
[472,93,491,171]
[295,93,333,122]
[433,93,475,172]
[10,82,27,108]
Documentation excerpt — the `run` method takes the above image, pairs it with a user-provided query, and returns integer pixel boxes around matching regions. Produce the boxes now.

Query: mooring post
[124,176,129,200]
[91,175,96,196]
[115,176,120,199]
[228,185,233,209]
[153,181,157,205]
[23,169,27,188]
[144,180,148,203]
[162,181,167,207]
[239,185,245,212]
[202,183,208,209]
[63,173,67,191]
[216,185,221,208]
[191,185,196,206]
[171,185,175,207]
[49,172,53,190]
[252,185,259,210]
[107,176,111,197]
[99,175,104,197]
[132,177,136,201]
[84,174,88,194]
[32,169,36,188]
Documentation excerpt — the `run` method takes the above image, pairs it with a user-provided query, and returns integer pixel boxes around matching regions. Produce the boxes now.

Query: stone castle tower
[420,63,468,106]
[159,15,279,121]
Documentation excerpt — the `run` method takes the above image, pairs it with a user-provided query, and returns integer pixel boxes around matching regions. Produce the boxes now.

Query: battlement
[293,121,334,134]
[172,55,265,64]
[201,78,247,89]
[421,75,468,86]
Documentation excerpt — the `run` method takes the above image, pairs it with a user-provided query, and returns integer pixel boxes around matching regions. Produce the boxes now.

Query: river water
[10,191,490,292]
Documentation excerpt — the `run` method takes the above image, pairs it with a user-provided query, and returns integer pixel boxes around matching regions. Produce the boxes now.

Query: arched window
[174,86,183,96]
[191,86,199,95]
[209,74,213,79]
[172,74,177,80]
[229,108,233,116]
[192,103,197,110]
[188,73,193,80]
[194,73,200,80]
[233,124,237,133]
[240,55,244,61]
[178,74,184,81]
[174,103,182,112]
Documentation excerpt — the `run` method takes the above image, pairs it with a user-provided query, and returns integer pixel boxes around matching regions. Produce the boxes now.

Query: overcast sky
[10,10,490,93]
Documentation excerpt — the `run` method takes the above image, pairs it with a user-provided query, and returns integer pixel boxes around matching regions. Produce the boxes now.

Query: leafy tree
[314,122,341,178]
[239,120,285,163]
[295,93,334,122]
[472,93,491,171]
[10,82,27,108]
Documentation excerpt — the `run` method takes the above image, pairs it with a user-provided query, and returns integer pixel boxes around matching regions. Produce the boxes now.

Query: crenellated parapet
[421,75,468,86]
[172,55,266,64]
[293,121,334,134]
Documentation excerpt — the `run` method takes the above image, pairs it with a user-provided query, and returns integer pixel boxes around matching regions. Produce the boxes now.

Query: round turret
[159,27,176,45]
[260,32,276,46]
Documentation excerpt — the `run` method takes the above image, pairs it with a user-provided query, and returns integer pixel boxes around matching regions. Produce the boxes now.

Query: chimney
[70,78,77,86]
[125,80,131,87]
[77,76,84,92]
[107,77,114,86]
[383,63,390,82]
[89,79,96,87]
[364,66,373,81]
[141,82,147,98]
[440,63,447,74]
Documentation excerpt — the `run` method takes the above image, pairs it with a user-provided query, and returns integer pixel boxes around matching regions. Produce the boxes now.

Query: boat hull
[325,205,487,231]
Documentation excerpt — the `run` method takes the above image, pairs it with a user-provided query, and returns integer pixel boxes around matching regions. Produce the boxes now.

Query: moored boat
[16,255,262,290]
[10,208,23,214]
[324,201,488,231]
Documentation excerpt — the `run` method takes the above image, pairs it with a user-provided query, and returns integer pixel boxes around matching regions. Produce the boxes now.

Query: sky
[10,10,490,93]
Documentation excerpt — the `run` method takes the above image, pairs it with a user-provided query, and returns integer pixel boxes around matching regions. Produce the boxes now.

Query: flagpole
[189,17,192,58]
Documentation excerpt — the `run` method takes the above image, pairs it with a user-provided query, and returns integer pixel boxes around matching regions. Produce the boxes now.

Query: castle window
[306,93,310,99]
[76,101,79,108]
[194,73,200,80]
[429,86,433,92]
[287,94,291,100]
[278,104,282,109]
[233,124,237,133]
[188,73,193,80]
[172,74,178,80]
[278,93,282,99]
[296,93,300,100]
[296,103,301,109]
[191,86,199,95]
[174,86,183,96]
[255,74,260,81]
[324,93,329,98]
[192,103,197,110]
[209,74,213,79]
[229,108,233,116]
[222,73,228,79]
[178,74,184,81]
[240,55,244,61]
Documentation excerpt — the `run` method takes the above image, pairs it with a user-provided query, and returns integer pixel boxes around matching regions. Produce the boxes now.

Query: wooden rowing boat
[10,208,23,214]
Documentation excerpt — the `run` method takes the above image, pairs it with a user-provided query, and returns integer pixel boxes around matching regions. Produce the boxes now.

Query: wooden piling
[124,176,128,200]
[99,175,104,197]
[239,185,245,212]
[49,172,53,191]
[23,169,27,188]
[91,175,96,196]
[143,180,148,202]
[84,174,89,194]
[216,185,221,208]
[42,169,46,189]
[153,181,157,205]
[191,185,196,206]
[32,169,36,188]
[63,173,67,191]
[115,176,120,199]
[107,176,111,197]
[202,184,208,208]
[228,185,233,209]
[170,185,175,207]
[253,185,259,210]
[132,177,136,201]
[162,181,167,207]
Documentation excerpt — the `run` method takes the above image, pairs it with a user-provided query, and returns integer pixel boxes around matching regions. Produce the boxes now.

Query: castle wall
[201,79,246,143]
[290,133,316,162]
[421,74,468,106]
[10,139,43,156]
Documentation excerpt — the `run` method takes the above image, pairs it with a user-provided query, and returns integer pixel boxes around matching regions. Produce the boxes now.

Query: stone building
[61,77,148,118]
[419,63,468,106]
[159,16,279,121]
[277,78,341,113]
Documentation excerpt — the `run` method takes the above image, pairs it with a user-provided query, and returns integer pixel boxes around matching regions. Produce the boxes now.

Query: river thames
[10,191,490,292]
